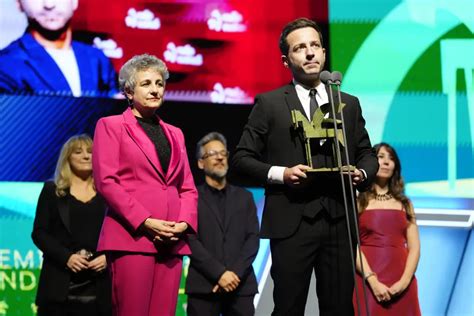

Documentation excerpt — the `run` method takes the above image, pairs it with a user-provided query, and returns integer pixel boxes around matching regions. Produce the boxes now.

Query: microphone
[332,71,342,85]
[319,70,332,84]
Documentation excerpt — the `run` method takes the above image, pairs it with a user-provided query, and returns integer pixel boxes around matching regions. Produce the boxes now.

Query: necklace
[375,192,393,201]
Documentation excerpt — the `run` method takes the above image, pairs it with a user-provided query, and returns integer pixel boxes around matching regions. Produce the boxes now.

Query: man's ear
[197,159,204,170]
[281,55,289,68]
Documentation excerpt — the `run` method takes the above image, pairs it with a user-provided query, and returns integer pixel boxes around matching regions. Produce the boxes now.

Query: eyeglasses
[201,150,229,159]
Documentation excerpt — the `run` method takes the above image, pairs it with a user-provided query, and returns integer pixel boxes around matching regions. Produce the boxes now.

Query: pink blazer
[92,107,198,255]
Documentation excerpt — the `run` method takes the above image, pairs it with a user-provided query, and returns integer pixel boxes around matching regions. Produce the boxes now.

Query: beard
[205,166,228,180]
[27,18,71,41]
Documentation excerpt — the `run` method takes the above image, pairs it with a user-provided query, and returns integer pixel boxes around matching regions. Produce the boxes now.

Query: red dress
[353,209,421,316]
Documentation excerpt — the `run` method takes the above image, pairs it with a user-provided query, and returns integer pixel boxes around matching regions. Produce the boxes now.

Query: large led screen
[0,0,326,103]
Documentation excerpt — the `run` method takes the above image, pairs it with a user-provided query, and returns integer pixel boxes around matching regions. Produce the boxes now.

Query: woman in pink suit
[92,54,198,316]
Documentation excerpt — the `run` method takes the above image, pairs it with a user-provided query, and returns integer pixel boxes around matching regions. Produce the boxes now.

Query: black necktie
[309,88,318,120]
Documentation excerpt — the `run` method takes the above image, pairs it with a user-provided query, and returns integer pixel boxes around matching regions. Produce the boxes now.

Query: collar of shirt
[135,115,160,125]
[293,80,329,118]
[204,182,227,195]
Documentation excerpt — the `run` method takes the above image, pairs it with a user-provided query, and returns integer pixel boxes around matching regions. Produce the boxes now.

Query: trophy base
[307,165,356,173]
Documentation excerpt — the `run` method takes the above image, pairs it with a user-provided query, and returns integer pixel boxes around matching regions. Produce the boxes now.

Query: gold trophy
[291,98,355,173]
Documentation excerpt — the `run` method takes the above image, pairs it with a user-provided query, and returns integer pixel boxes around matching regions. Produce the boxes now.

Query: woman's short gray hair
[118,54,170,95]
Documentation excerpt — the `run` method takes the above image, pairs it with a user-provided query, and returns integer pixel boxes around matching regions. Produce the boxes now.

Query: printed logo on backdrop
[93,37,123,59]
[207,9,247,33]
[164,42,203,66]
[210,83,252,104]
[125,8,161,30]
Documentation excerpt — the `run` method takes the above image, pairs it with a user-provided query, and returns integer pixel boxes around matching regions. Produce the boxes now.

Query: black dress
[32,181,111,316]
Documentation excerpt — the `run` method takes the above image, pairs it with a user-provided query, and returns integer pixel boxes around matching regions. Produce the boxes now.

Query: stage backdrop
[0,0,327,103]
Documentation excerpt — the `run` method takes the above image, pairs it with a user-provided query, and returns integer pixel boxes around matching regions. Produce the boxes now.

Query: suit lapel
[283,84,308,154]
[223,185,235,232]
[20,34,72,93]
[57,196,71,234]
[122,108,166,182]
[324,85,341,119]
[200,187,225,231]
[283,83,305,117]
[72,41,94,93]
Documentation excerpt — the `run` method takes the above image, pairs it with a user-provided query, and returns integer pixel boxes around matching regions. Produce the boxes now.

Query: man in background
[0,0,117,97]
[186,132,259,316]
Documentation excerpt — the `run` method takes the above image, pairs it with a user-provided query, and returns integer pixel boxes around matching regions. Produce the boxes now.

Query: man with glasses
[185,132,259,316]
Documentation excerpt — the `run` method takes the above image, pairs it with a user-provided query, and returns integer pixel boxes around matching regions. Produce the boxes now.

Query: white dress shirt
[45,47,82,97]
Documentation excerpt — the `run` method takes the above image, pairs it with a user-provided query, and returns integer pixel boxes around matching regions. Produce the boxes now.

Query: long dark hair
[358,143,415,221]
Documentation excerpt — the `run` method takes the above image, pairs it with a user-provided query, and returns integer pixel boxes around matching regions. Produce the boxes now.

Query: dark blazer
[185,184,259,296]
[31,181,111,312]
[232,83,378,239]
[0,33,117,97]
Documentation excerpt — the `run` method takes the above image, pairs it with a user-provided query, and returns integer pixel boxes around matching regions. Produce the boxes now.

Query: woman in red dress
[353,143,421,316]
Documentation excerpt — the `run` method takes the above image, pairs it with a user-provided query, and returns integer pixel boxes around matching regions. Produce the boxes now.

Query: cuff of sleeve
[61,250,74,268]
[135,214,152,232]
[267,166,285,184]
[213,267,227,283]
[360,169,367,181]
[177,214,197,233]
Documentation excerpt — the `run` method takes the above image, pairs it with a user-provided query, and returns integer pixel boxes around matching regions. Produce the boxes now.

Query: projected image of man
[0,0,117,97]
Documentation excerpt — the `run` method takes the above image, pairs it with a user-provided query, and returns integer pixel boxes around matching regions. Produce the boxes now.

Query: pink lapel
[122,108,166,181]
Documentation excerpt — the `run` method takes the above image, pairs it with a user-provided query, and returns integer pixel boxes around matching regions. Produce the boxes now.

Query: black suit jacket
[185,184,259,296]
[232,83,378,239]
[31,181,111,310]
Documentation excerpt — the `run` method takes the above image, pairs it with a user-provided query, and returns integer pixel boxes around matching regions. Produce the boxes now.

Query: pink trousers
[108,252,183,316]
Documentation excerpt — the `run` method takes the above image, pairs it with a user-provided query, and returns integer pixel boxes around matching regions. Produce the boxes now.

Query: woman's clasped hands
[143,218,188,243]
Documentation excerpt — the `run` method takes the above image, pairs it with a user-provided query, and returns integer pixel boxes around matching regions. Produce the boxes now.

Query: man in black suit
[186,132,260,316]
[232,18,378,315]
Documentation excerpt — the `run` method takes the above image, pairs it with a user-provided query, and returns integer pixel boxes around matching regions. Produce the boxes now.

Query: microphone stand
[321,70,370,316]
[334,71,371,316]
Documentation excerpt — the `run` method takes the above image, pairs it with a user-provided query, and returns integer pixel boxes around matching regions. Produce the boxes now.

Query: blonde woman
[32,134,111,316]
[354,143,421,316]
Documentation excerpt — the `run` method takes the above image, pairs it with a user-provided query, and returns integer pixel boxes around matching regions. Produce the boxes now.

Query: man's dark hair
[279,18,324,56]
